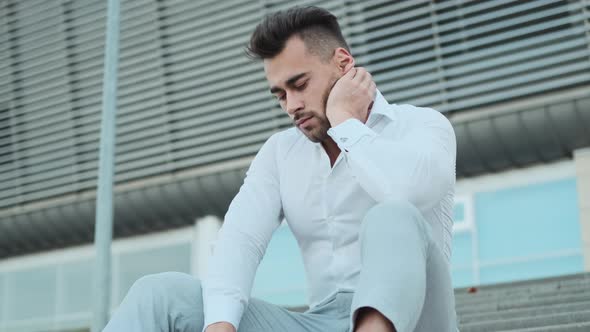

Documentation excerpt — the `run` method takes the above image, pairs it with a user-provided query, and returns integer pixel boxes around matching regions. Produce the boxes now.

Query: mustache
[293,112,315,123]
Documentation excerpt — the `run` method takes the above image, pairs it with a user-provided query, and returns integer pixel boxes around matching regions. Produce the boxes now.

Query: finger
[363,80,377,107]
[348,67,358,79]
[339,67,356,83]
[353,67,366,82]
[357,70,373,96]
[370,80,377,97]
[358,68,372,86]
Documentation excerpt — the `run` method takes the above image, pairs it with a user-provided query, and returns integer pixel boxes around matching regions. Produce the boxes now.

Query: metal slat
[360,2,582,60]
[443,12,588,56]
[448,61,590,101]
[0,130,270,202]
[159,0,251,21]
[0,148,76,181]
[445,48,589,89]
[167,88,270,121]
[445,73,590,112]
[443,26,586,67]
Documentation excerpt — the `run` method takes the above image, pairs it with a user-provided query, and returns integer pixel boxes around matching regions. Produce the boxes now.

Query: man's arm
[328,110,456,211]
[325,67,456,210]
[202,133,283,332]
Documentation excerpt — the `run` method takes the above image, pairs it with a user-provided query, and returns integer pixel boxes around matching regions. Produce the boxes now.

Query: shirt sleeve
[327,108,456,212]
[202,133,283,332]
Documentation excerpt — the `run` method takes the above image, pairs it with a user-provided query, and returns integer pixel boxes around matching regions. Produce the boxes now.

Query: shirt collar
[368,89,395,122]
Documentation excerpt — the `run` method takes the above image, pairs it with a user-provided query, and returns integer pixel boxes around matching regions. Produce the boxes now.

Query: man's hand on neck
[326,67,376,127]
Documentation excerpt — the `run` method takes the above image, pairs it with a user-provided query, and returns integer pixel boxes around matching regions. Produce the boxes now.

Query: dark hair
[246,6,350,61]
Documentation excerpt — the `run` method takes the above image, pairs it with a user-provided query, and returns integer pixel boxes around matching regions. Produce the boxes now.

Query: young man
[103,6,458,332]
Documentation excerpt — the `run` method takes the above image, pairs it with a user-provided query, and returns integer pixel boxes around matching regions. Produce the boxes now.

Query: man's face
[264,37,340,142]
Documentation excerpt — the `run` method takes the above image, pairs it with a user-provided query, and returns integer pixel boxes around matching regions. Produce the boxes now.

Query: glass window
[116,244,191,303]
[252,224,307,306]
[476,178,581,260]
[451,233,475,288]
[453,202,465,223]
[475,178,583,283]
[0,274,5,322]
[480,255,584,285]
[4,266,57,321]
[57,259,93,315]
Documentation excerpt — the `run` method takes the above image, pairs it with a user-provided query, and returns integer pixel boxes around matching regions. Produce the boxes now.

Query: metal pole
[92,0,120,331]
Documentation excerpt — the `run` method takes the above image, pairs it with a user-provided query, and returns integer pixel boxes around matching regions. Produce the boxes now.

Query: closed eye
[295,81,308,90]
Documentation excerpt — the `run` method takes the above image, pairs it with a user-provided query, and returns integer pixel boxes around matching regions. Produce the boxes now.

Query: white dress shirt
[202,91,457,331]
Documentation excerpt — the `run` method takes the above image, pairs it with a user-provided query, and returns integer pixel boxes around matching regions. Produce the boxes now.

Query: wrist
[327,110,355,127]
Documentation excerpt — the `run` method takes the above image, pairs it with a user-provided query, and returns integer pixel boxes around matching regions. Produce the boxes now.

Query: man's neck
[321,137,341,168]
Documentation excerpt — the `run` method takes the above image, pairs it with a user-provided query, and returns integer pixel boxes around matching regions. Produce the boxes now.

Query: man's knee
[128,272,202,307]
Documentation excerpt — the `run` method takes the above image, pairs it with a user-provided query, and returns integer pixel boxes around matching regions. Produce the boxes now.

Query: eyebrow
[269,72,309,94]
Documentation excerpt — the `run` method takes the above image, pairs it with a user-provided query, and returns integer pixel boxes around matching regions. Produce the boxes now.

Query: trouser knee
[127,272,202,310]
[362,200,425,235]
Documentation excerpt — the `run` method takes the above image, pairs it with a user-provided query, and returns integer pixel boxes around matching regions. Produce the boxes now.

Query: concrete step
[454,273,590,295]
[495,321,590,332]
[458,301,590,324]
[455,282,590,302]
[458,309,590,332]
[455,287,590,308]
[457,293,590,315]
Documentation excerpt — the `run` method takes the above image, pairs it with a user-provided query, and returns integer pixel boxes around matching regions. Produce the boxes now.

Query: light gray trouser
[102,200,458,332]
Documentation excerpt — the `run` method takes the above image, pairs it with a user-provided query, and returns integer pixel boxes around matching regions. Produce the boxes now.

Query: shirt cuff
[327,118,377,151]
[202,295,244,332]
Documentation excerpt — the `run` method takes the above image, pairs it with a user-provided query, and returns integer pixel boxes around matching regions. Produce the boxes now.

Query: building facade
[1,0,590,331]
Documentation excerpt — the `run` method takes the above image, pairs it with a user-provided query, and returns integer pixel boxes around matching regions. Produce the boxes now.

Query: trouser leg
[102,271,351,332]
[102,272,204,332]
[350,200,457,332]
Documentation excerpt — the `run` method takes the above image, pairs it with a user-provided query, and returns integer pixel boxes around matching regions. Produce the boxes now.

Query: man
[103,6,458,332]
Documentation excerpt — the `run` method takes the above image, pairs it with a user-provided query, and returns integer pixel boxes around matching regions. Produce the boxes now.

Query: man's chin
[305,136,321,143]
[300,129,327,143]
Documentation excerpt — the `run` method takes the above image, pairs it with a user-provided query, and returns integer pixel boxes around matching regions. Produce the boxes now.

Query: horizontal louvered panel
[448,72,590,111]
[0,139,270,209]
[2,0,590,213]
[446,47,588,89]
[1,123,279,193]
[1,110,282,186]
[4,104,277,180]
[360,0,590,111]
[1,100,273,167]
[362,2,581,53]
[443,27,586,70]
[378,46,590,107]
[0,0,275,209]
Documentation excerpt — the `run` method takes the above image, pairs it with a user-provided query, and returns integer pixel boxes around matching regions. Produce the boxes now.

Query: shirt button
[340,137,348,143]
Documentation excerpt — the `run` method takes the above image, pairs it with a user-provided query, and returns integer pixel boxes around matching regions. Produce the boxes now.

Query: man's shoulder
[390,103,442,117]
[390,103,452,128]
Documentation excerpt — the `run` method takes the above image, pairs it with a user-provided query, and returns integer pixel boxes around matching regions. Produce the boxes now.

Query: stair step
[495,321,590,332]
[458,310,590,332]
[459,301,590,324]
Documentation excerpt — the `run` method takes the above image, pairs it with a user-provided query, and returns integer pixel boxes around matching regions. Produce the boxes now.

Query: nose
[286,93,304,117]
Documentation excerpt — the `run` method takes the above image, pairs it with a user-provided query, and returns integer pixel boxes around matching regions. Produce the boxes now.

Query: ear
[333,47,355,74]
